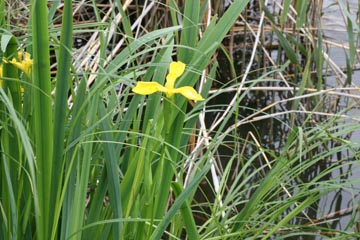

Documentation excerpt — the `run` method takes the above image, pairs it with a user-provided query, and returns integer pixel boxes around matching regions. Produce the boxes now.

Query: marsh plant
[1,0,360,239]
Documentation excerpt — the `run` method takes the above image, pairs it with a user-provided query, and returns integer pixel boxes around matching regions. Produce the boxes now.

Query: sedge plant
[0,0,251,239]
[2,0,360,240]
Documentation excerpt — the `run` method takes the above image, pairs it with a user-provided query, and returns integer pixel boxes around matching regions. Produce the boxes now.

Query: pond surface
[317,0,360,235]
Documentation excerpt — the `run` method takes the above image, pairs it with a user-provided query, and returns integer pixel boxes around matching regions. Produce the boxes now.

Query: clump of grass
[1,0,360,239]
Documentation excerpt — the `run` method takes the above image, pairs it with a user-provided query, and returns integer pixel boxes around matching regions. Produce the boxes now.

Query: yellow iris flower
[3,51,33,77]
[132,61,204,101]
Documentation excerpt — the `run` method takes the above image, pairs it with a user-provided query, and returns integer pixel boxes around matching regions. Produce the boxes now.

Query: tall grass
[1,0,360,239]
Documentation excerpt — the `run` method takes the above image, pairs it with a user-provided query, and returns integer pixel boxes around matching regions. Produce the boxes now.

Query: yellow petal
[17,51,23,60]
[17,51,31,61]
[169,61,185,79]
[3,52,33,77]
[165,61,186,89]
[23,52,32,61]
[132,81,167,95]
[9,58,24,70]
[19,54,33,77]
[174,86,204,101]
[165,73,177,89]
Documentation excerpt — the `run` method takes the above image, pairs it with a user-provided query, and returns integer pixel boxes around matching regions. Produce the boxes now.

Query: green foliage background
[1,0,360,239]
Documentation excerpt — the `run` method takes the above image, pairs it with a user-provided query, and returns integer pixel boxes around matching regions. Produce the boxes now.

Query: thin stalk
[1,36,21,240]
[3,37,21,112]
[98,102,122,239]
[0,1,3,27]
[63,78,89,240]
[31,0,53,239]
[153,99,177,219]
[51,0,73,237]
